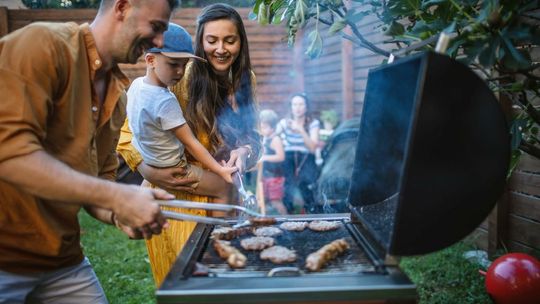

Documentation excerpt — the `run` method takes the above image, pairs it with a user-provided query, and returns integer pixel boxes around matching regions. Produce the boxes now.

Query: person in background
[0,0,178,302]
[316,109,340,166]
[117,3,261,285]
[127,22,236,203]
[259,109,287,215]
[276,93,320,214]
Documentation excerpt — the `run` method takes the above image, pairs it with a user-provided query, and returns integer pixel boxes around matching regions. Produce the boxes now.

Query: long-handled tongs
[158,199,264,226]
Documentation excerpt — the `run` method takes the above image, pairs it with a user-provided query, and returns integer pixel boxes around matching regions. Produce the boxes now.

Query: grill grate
[198,220,376,277]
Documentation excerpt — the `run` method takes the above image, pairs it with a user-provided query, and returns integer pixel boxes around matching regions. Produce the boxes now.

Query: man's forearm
[0,150,116,209]
[84,205,115,225]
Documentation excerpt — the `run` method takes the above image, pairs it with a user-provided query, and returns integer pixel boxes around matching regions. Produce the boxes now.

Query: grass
[79,211,155,304]
[80,211,492,304]
[400,242,492,304]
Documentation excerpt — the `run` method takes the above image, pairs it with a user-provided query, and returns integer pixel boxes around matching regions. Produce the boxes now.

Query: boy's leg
[193,169,232,204]
[179,163,231,205]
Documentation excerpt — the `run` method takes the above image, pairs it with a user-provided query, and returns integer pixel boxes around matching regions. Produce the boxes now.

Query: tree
[252,0,540,167]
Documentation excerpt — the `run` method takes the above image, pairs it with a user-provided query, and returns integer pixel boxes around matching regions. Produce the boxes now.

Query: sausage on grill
[249,217,277,226]
[213,240,247,268]
[305,238,350,271]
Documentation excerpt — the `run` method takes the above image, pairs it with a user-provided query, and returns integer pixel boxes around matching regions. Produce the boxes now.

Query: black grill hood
[348,51,510,256]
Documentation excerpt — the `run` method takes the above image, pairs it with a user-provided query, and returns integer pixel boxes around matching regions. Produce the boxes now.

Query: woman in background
[276,93,320,214]
[117,3,260,285]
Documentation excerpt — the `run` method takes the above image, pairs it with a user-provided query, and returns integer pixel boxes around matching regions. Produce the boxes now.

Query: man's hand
[138,162,197,193]
[109,184,173,239]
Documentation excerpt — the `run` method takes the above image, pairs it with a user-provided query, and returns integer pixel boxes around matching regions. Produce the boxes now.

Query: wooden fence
[1,6,538,258]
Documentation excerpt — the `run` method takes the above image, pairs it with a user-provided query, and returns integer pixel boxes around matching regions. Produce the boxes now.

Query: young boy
[259,109,287,214]
[127,22,236,203]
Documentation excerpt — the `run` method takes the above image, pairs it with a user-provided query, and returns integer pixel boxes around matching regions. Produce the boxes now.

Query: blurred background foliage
[21,0,253,8]
[252,0,540,169]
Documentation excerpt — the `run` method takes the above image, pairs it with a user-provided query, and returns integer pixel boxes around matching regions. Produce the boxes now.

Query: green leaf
[383,20,405,36]
[305,30,323,59]
[421,0,447,10]
[500,35,531,71]
[328,19,347,35]
[478,35,500,68]
[258,1,269,25]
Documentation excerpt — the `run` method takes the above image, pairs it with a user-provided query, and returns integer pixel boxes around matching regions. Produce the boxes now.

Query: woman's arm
[289,120,319,152]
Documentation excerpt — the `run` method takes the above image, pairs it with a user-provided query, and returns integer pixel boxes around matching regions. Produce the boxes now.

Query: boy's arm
[173,124,236,183]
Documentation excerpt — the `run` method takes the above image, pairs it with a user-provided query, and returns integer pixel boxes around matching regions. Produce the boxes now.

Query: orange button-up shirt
[0,22,129,274]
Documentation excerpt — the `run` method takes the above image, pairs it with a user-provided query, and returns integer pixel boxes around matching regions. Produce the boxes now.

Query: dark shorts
[263,176,285,201]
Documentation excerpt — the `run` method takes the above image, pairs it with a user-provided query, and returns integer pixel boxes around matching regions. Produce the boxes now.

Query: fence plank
[509,191,540,222]
[517,153,540,173]
[0,6,7,37]
[508,241,540,258]
[509,170,540,197]
[508,214,540,249]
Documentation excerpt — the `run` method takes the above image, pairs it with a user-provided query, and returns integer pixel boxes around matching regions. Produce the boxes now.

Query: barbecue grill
[157,52,510,303]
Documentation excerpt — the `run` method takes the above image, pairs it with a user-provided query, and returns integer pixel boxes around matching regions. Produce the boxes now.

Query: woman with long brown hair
[117,3,260,285]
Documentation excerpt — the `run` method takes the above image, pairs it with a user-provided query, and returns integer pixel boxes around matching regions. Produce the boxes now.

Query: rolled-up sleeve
[0,27,60,163]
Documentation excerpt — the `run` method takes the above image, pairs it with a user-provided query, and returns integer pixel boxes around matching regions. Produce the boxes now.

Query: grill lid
[348,52,509,256]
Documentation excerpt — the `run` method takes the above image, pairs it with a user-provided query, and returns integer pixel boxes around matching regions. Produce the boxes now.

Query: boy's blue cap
[148,23,205,62]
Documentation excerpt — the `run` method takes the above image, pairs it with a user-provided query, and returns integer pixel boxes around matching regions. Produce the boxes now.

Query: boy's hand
[219,166,238,184]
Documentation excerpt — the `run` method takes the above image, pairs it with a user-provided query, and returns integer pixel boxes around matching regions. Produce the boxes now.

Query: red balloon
[485,253,540,304]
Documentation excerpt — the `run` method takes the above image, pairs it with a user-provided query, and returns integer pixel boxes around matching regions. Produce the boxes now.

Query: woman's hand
[226,146,250,173]
[138,161,197,193]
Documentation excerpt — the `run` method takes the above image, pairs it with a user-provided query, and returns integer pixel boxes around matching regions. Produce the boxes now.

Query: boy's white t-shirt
[126,77,186,167]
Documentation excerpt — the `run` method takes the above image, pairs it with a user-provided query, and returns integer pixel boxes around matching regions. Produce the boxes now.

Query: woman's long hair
[289,93,314,132]
[186,3,257,156]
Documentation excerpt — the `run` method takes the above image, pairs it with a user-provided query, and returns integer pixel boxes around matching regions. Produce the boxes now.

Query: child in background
[259,110,287,215]
[127,23,236,203]
[316,110,339,166]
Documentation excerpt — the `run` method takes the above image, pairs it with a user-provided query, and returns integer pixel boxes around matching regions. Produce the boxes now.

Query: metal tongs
[232,171,260,228]
[158,199,263,226]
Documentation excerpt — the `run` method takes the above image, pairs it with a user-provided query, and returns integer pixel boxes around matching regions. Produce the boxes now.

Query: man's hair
[98,0,180,13]
[259,109,279,129]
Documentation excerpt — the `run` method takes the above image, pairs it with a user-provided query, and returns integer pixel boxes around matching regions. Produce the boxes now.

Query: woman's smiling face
[202,19,241,76]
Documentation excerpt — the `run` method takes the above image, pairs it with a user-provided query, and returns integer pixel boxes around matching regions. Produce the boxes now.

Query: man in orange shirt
[0,0,190,302]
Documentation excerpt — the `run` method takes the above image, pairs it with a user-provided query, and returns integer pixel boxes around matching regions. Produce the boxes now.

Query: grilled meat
[279,221,308,231]
[240,236,275,251]
[307,220,341,232]
[260,246,297,264]
[253,226,282,237]
[213,240,247,268]
[249,217,277,226]
[305,238,350,271]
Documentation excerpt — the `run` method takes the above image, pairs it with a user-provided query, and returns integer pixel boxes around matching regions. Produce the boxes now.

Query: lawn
[80,211,492,304]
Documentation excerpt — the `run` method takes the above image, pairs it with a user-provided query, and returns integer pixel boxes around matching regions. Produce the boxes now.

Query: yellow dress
[116,62,258,286]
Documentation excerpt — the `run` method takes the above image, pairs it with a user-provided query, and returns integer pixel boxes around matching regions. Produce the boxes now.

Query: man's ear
[113,0,131,20]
